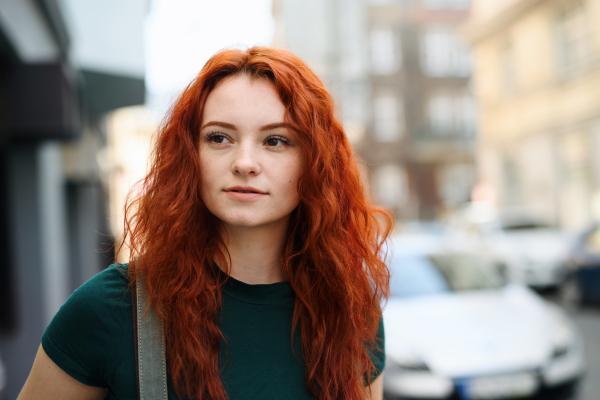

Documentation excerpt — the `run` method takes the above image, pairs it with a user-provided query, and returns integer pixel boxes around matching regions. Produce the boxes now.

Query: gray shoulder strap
[134,278,169,400]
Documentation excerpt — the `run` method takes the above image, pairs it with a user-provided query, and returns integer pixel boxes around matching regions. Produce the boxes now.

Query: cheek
[291,154,304,186]
[199,152,217,199]
[279,157,303,196]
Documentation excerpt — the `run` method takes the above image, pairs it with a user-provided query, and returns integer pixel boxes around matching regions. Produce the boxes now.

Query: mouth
[224,186,268,195]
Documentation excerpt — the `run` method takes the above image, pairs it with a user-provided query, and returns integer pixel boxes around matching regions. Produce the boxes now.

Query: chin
[224,219,267,229]
[220,214,285,230]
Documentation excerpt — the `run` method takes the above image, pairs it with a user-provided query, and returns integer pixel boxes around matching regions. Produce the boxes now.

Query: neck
[217,219,289,284]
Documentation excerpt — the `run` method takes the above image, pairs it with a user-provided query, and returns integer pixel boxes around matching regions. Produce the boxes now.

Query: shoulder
[78,263,131,298]
[366,316,386,383]
[42,263,133,387]
[374,316,386,370]
[57,264,131,320]
[51,262,131,321]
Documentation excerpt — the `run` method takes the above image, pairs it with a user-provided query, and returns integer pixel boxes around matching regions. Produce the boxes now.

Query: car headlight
[388,355,430,372]
[543,308,584,386]
[384,355,454,398]
[549,309,576,358]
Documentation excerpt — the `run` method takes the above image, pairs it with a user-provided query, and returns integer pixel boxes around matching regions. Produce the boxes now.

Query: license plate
[457,372,539,399]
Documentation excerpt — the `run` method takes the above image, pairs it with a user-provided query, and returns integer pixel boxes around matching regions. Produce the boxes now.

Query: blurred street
[543,299,600,400]
[573,308,600,400]
[3,0,600,399]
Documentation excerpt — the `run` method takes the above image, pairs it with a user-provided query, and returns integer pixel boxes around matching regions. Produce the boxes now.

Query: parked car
[449,203,571,290]
[382,233,584,400]
[560,223,600,310]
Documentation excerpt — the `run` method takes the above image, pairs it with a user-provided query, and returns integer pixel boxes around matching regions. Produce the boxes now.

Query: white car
[482,222,571,289]
[449,203,571,289]
[382,234,584,400]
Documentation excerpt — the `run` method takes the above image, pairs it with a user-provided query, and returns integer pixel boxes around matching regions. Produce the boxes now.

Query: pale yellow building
[465,0,600,230]
[105,106,160,262]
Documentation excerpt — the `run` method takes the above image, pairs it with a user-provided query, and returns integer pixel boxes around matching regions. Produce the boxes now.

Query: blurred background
[1,0,600,399]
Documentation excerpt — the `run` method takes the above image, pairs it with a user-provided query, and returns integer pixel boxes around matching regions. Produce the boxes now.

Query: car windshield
[389,252,503,297]
[583,227,600,253]
[501,222,553,231]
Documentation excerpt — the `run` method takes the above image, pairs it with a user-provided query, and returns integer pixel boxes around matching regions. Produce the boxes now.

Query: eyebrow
[201,121,293,131]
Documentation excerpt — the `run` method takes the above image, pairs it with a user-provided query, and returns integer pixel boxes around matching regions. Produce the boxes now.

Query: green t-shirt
[42,264,385,400]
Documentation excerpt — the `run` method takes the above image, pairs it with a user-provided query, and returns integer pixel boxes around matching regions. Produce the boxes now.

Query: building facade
[272,0,371,149]
[465,0,600,230]
[0,1,146,397]
[273,0,476,221]
[363,0,475,220]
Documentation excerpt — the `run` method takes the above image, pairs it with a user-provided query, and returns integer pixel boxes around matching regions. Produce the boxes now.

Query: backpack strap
[131,278,169,400]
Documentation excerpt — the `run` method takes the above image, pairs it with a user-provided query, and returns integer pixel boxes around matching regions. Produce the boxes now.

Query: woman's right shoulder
[41,263,134,388]
[78,263,131,296]
[62,263,132,311]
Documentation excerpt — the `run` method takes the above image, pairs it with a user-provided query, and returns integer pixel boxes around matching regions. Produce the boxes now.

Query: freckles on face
[198,75,303,229]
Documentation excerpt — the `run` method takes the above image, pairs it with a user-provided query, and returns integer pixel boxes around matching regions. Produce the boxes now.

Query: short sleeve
[41,264,131,388]
[367,316,385,383]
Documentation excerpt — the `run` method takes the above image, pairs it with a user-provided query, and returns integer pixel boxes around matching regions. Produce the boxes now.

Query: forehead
[202,75,286,128]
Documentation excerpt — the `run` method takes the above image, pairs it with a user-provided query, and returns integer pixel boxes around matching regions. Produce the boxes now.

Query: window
[554,3,590,78]
[456,93,476,138]
[423,0,445,8]
[502,155,521,205]
[501,41,517,93]
[370,27,400,75]
[373,89,404,142]
[438,164,474,206]
[421,26,471,76]
[428,94,453,136]
[428,91,475,137]
[373,164,408,209]
[422,0,470,10]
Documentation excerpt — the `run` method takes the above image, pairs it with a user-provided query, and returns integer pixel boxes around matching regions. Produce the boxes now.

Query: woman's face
[199,75,303,231]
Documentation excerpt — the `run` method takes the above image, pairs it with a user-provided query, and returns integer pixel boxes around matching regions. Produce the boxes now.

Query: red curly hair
[120,47,393,400]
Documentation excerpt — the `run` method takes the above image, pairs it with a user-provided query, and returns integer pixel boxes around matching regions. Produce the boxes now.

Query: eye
[205,132,231,144]
[264,135,291,147]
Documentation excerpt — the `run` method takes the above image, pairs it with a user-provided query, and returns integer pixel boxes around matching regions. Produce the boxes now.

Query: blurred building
[273,0,476,221]
[0,1,146,397]
[272,0,371,154]
[465,0,600,230]
[364,0,475,220]
[105,105,158,265]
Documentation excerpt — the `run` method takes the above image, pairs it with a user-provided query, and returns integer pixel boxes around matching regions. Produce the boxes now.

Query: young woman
[18,47,393,400]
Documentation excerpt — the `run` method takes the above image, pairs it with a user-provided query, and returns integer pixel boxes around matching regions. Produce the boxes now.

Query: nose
[231,143,261,176]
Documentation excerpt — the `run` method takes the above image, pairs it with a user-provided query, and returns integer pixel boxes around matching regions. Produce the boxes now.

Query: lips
[223,186,268,201]
[224,186,267,194]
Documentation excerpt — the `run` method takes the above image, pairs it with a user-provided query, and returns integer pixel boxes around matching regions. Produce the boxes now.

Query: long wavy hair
[120,47,393,400]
